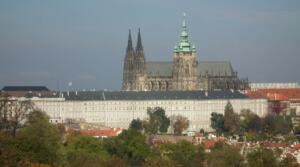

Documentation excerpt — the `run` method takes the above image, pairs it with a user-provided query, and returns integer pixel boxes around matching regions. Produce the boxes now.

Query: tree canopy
[17,110,63,166]
[210,112,225,135]
[143,107,170,134]
[224,101,240,134]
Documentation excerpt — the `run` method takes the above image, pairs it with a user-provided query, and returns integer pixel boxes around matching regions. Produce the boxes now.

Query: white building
[29,91,268,132]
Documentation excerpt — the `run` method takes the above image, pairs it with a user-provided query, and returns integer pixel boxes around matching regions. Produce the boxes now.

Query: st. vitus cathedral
[122,16,248,91]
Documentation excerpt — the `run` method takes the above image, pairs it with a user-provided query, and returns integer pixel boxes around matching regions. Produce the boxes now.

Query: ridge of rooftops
[1,86,248,100]
[2,86,50,92]
[58,90,248,101]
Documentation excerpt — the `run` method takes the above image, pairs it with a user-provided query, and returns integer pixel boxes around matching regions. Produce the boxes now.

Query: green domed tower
[172,14,198,91]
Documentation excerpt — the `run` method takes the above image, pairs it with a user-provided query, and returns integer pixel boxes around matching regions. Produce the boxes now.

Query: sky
[0,0,299,91]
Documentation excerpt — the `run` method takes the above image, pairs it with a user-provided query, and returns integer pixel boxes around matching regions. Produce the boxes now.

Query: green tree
[192,144,206,167]
[104,129,151,166]
[129,118,143,132]
[279,155,300,167]
[159,140,201,167]
[143,107,170,134]
[65,135,109,167]
[247,148,278,167]
[224,101,240,134]
[263,114,293,135]
[104,155,129,167]
[142,156,178,167]
[210,112,225,135]
[207,142,244,167]
[0,132,21,167]
[17,110,63,166]
[240,109,262,132]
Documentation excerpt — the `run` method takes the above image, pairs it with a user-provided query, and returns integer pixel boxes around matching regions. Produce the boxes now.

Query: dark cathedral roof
[60,90,247,101]
[146,62,173,76]
[198,61,234,76]
[2,86,50,92]
[146,61,234,77]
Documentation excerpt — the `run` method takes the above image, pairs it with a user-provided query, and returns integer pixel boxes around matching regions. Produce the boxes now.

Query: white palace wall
[31,97,268,132]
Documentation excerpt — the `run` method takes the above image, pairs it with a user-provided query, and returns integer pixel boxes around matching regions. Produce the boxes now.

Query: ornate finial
[182,12,186,27]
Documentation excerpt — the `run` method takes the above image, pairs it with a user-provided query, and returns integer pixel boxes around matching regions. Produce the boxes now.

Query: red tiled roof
[152,139,165,145]
[263,142,287,148]
[291,144,300,150]
[202,139,217,149]
[245,88,300,101]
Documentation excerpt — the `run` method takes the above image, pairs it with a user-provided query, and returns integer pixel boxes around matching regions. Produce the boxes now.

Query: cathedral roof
[146,62,173,77]
[198,61,234,76]
[145,61,234,77]
[2,86,50,92]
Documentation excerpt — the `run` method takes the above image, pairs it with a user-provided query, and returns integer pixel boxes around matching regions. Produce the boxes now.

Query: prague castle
[122,16,248,91]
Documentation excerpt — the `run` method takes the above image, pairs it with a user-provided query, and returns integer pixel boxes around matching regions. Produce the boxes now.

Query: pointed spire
[174,13,195,53]
[136,28,143,51]
[126,29,133,52]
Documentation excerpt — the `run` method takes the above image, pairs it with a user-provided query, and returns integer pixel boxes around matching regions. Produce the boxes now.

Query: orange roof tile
[245,88,300,101]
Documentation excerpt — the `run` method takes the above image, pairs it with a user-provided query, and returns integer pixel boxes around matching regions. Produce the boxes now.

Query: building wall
[32,97,268,132]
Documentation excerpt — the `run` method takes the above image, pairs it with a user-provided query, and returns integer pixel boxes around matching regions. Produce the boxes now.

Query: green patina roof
[174,14,196,53]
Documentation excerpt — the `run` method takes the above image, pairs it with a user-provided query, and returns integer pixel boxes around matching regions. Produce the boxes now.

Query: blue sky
[0,0,299,90]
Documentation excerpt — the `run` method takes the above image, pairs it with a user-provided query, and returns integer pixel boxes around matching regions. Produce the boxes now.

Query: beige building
[29,91,268,132]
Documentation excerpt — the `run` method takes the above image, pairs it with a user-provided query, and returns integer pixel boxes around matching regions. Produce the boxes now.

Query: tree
[104,129,151,166]
[279,155,300,167]
[224,101,240,134]
[65,135,109,167]
[143,107,170,134]
[192,144,206,167]
[104,155,129,167]
[142,157,178,167]
[160,140,205,166]
[0,131,21,167]
[240,109,262,132]
[17,110,63,166]
[171,115,189,135]
[0,94,33,136]
[263,114,292,135]
[247,148,278,167]
[207,142,244,167]
[129,118,143,132]
[210,112,225,135]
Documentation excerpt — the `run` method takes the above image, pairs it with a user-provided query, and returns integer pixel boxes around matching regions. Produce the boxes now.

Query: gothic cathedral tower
[134,29,147,90]
[172,15,198,91]
[122,29,146,91]
[122,30,135,90]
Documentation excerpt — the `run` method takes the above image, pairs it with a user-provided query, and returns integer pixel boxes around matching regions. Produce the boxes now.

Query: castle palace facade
[122,18,248,91]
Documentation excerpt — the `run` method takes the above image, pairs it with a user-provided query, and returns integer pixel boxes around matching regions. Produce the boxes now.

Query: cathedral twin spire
[126,29,143,53]
[126,30,133,52]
